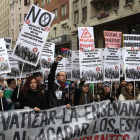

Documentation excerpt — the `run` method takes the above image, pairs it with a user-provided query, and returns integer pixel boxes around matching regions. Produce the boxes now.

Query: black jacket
[46,62,71,109]
[11,87,47,110]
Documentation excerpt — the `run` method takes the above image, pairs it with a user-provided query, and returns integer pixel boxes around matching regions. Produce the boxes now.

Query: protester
[11,76,47,111]
[93,81,115,102]
[112,81,121,100]
[4,79,16,110]
[46,55,71,109]
[120,77,127,90]
[0,90,9,111]
[95,83,103,95]
[119,81,140,100]
[74,79,93,106]
[33,72,46,90]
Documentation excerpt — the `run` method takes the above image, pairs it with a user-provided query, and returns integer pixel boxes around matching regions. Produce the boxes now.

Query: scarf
[58,81,66,89]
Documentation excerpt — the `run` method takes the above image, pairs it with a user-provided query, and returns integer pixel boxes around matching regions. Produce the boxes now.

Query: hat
[126,81,134,87]
[102,81,111,88]
[33,72,43,76]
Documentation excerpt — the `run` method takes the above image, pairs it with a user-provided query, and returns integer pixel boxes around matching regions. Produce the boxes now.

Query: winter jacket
[118,87,140,100]
[46,62,71,109]
[4,87,15,110]
[11,87,47,110]
[0,97,9,111]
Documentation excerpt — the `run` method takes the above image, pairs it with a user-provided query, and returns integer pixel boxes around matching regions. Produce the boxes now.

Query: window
[130,23,140,34]
[62,25,66,35]
[114,0,119,8]
[12,19,14,28]
[74,11,79,23]
[35,2,39,6]
[19,0,21,7]
[12,4,14,13]
[61,4,67,17]
[126,0,134,4]
[82,7,87,20]
[41,0,45,7]
[19,14,21,22]
[54,27,57,37]
[104,3,111,11]
[47,0,51,4]
[53,9,58,20]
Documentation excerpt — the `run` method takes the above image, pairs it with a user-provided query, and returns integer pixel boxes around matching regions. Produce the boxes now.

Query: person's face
[82,84,89,93]
[104,86,110,94]
[121,80,126,87]
[36,75,42,82]
[57,72,67,83]
[98,83,102,89]
[30,79,37,90]
[126,83,133,92]
[9,80,16,89]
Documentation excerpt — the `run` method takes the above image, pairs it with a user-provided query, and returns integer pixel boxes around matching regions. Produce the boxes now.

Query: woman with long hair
[11,76,47,111]
[119,81,140,100]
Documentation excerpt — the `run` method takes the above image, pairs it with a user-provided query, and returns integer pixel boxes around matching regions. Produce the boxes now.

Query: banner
[12,5,54,66]
[123,47,140,81]
[71,51,80,81]
[4,38,12,50]
[79,49,103,83]
[104,47,120,81]
[123,34,140,47]
[0,39,11,74]
[104,31,122,48]
[0,100,140,140]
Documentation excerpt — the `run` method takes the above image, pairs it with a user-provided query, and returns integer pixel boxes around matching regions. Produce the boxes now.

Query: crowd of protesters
[0,55,140,112]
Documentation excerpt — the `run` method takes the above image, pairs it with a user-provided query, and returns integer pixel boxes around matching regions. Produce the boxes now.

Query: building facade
[10,0,34,49]
[0,0,11,38]
[70,0,140,50]
[34,0,71,56]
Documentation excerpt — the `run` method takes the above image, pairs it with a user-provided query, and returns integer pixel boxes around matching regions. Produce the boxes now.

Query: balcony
[47,35,71,45]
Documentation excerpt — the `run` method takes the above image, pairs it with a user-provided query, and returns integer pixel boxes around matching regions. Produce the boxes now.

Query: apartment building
[71,0,140,50]
[10,0,34,49]
[0,0,11,38]
[34,0,71,55]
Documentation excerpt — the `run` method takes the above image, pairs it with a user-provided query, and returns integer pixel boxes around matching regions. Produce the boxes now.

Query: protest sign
[71,51,80,81]
[78,27,95,51]
[4,38,12,50]
[123,47,140,81]
[104,31,122,48]
[41,42,55,70]
[65,50,72,81]
[44,69,50,82]
[25,4,55,30]
[0,39,11,74]
[12,5,54,66]
[79,49,103,83]
[120,48,123,77]
[123,34,140,47]
[104,47,120,81]
[0,100,140,140]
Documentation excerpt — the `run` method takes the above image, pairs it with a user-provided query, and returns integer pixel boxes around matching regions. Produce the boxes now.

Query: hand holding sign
[0,91,4,98]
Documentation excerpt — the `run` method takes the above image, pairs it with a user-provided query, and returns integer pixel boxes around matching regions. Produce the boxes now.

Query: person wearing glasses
[46,55,71,109]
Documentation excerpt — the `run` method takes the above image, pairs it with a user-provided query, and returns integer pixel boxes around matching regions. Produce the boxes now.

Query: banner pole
[17,62,24,98]
[1,98,3,111]
[134,81,136,100]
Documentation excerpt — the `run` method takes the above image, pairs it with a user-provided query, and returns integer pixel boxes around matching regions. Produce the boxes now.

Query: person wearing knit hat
[93,81,115,102]
[119,81,140,100]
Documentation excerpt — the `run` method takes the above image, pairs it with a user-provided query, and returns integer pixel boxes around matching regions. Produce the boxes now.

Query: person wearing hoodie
[4,79,16,110]
[119,81,140,100]
[46,55,71,109]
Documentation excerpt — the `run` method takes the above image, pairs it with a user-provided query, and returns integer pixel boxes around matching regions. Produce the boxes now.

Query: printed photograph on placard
[65,68,71,81]
[104,61,120,81]
[71,64,80,81]
[4,38,12,50]
[44,69,50,82]
[125,63,140,81]
[80,64,103,83]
